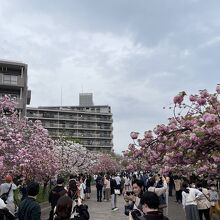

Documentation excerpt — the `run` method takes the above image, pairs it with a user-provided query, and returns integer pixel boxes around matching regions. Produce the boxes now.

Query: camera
[131,209,143,220]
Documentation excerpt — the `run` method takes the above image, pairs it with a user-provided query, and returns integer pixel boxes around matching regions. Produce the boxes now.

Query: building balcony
[0,75,25,88]
[83,144,113,148]
[48,131,113,139]
[27,114,113,123]
[41,123,112,131]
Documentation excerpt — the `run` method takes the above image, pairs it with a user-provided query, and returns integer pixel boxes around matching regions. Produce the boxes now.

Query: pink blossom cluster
[130,132,139,139]
[203,113,217,124]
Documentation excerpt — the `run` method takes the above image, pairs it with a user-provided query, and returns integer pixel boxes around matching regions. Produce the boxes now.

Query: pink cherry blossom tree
[90,153,121,174]
[125,85,220,176]
[0,96,59,180]
[54,139,97,175]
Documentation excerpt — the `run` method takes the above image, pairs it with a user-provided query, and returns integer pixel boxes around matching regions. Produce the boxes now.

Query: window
[3,75,18,85]
[11,75,18,85]
[3,75,10,84]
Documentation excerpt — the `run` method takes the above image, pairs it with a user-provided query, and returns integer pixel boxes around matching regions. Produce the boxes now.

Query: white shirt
[115,176,121,185]
[148,181,168,197]
[125,177,131,185]
[79,183,86,199]
[0,183,17,203]
[182,187,203,209]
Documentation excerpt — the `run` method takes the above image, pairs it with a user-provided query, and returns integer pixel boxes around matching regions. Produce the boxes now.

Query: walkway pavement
[41,188,185,220]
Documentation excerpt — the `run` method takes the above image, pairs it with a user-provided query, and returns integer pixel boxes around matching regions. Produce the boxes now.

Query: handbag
[0,184,12,204]
[215,203,220,213]
[114,189,120,195]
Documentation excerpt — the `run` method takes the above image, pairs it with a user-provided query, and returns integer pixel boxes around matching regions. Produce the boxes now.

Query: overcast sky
[1,0,220,153]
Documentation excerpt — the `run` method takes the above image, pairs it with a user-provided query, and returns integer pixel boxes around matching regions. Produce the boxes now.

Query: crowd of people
[0,174,91,220]
[94,172,220,220]
[94,172,169,219]
[0,172,219,220]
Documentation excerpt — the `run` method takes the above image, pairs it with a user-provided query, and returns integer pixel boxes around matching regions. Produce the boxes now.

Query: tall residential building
[27,95,113,152]
[0,60,31,117]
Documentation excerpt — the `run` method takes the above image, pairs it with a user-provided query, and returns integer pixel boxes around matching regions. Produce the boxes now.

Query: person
[129,191,169,220]
[124,179,144,216]
[0,175,17,216]
[141,172,149,192]
[125,174,132,192]
[79,177,86,201]
[19,178,28,201]
[209,183,219,218]
[147,175,167,195]
[54,195,89,220]
[196,182,211,220]
[0,196,14,220]
[120,175,125,195]
[174,176,182,203]
[182,181,203,220]
[17,181,41,220]
[50,177,57,189]
[115,174,121,193]
[85,175,91,199]
[68,175,78,200]
[103,175,107,201]
[147,175,168,211]
[95,174,104,202]
[168,172,174,197]
[48,177,67,220]
[110,174,118,211]
[104,175,111,201]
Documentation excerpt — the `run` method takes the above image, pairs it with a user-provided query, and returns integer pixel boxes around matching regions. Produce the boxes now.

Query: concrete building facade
[27,103,113,152]
[0,60,31,117]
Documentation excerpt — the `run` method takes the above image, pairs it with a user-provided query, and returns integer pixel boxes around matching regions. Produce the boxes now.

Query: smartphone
[126,191,134,196]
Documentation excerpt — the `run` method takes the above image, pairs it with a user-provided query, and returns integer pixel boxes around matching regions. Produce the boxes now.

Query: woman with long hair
[124,179,145,216]
[54,196,89,220]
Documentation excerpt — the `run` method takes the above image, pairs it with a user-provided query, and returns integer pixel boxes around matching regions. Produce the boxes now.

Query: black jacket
[54,204,89,220]
[95,176,103,188]
[17,197,41,220]
[110,178,117,195]
[70,204,90,220]
[139,211,169,220]
[49,185,67,207]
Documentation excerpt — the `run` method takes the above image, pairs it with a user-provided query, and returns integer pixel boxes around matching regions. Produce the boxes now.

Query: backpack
[0,184,12,204]
[68,179,78,199]
[96,178,104,187]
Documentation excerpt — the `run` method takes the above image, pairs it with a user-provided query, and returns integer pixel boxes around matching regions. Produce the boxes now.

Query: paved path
[41,188,185,220]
